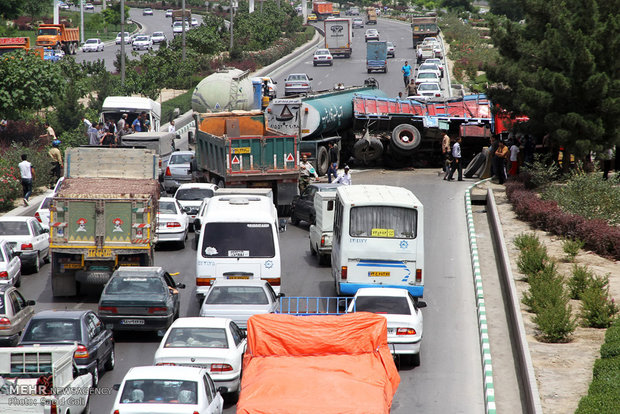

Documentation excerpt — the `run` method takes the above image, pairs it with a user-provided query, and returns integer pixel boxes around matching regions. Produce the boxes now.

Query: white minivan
[309,191,336,265]
[195,195,281,300]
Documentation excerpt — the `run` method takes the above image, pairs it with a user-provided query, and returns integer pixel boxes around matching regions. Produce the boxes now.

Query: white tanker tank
[191,68,256,112]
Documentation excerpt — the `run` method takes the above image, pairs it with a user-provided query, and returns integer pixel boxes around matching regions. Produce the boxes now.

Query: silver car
[283,73,313,96]
[199,280,282,330]
[151,31,166,44]
[0,285,35,346]
[163,150,195,194]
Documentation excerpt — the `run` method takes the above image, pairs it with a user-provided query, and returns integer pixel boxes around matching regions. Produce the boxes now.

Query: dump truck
[35,24,79,55]
[49,147,159,297]
[366,8,377,24]
[0,37,43,58]
[367,40,388,73]
[0,344,92,414]
[324,18,352,57]
[192,110,299,214]
[236,312,400,413]
[411,15,439,47]
[312,2,333,20]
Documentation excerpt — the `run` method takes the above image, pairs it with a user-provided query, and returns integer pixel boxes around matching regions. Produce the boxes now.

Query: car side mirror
[277,292,285,298]
[27,300,36,306]
[309,77,313,81]
[112,384,121,391]
[42,228,49,233]
[416,300,427,309]
[278,218,287,233]
[217,386,226,395]
[176,283,186,289]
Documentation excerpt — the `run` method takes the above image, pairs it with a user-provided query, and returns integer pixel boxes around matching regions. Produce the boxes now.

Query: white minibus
[331,185,425,297]
[195,195,281,300]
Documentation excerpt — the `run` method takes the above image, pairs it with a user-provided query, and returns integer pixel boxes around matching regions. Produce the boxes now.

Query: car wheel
[43,251,50,264]
[313,62,317,66]
[309,214,316,225]
[32,253,40,274]
[334,276,341,296]
[309,240,316,256]
[104,347,115,371]
[411,353,421,367]
[178,235,186,250]
[91,364,99,387]
[291,211,300,225]
[318,253,329,266]
[15,274,21,288]
[330,62,333,66]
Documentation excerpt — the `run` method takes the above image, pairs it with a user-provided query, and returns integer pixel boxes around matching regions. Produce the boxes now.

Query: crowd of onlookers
[82,111,153,147]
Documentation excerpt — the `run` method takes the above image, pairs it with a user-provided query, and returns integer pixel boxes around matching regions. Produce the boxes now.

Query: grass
[161,89,194,124]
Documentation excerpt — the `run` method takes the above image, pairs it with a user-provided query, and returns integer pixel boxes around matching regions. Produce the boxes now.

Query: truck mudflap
[51,271,77,296]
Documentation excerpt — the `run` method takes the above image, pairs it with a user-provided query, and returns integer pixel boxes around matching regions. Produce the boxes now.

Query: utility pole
[230,0,234,51]
[80,0,85,44]
[53,0,59,25]
[121,0,125,86]
[182,0,186,61]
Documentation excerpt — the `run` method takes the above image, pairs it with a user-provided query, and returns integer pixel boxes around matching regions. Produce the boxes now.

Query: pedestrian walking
[509,138,520,176]
[446,137,462,181]
[39,122,56,144]
[18,154,35,206]
[495,139,509,184]
[333,165,352,185]
[401,61,412,89]
[406,78,417,97]
[441,133,451,173]
[49,139,63,186]
[327,142,339,183]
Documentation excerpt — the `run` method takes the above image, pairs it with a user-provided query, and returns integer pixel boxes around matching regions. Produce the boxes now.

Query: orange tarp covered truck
[236,312,400,414]
[312,1,334,20]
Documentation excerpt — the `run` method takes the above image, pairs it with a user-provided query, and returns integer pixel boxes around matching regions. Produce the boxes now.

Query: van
[309,191,336,265]
[100,96,161,132]
[195,195,282,300]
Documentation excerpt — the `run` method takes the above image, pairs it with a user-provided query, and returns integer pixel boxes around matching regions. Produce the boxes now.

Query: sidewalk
[1,188,53,218]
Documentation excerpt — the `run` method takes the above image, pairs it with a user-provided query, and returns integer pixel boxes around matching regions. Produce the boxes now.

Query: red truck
[36,24,80,55]
[313,1,334,20]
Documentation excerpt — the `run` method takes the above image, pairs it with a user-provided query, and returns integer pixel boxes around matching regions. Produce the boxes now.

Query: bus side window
[333,198,343,242]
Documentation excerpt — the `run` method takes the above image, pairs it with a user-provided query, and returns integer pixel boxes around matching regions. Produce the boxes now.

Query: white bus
[195,195,281,300]
[331,185,425,297]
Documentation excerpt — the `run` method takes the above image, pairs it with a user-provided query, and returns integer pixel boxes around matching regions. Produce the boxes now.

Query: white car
[34,196,52,230]
[424,58,444,77]
[154,317,246,398]
[132,35,153,51]
[165,9,173,17]
[115,32,130,45]
[191,17,199,27]
[364,28,379,42]
[0,240,21,287]
[156,197,189,248]
[349,287,426,366]
[173,21,191,36]
[84,3,94,11]
[415,69,440,86]
[82,38,104,52]
[59,3,70,10]
[111,366,224,414]
[0,217,49,274]
[386,41,395,58]
[313,48,333,66]
[199,280,281,331]
[192,197,212,243]
[151,31,166,44]
[417,63,441,80]
[142,7,153,16]
[174,183,218,231]
[411,82,443,101]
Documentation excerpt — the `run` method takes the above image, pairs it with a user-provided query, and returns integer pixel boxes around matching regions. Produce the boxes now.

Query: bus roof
[205,195,276,223]
[336,185,422,208]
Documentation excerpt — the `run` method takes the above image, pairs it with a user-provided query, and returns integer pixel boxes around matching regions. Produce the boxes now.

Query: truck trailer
[367,41,388,73]
[324,18,352,57]
[49,148,159,297]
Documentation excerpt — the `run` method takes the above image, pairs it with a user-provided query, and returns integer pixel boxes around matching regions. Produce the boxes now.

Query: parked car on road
[151,31,166,44]
[284,73,313,96]
[115,31,130,45]
[174,183,218,231]
[111,366,224,414]
[98,266,185,334]
[154,317,246,399]
[82,38,104,52]
[0,240,21,287]
[423,58,444,77]
[143,7,153,15]
[0,216,50,274]
[19,309,115,386]
[415,69,440,86]
[313,48,333,66]
[417,63,441,80]
[349,287,426,366]
[290,183,341,226]
[156,197,189,248]
[199,280,282,331]
[365,28,379,42]
[387,41,395,58]
[0,285,35,346]
[410,82,443,100]
[132,35,153,51]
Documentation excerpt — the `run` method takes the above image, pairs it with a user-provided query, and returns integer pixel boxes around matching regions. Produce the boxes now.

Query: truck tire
[317,146,329,176]
[353,136,383,163]
[391,124,422,153]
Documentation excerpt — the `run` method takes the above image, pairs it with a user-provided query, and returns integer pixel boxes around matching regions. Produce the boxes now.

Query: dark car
[290,183,341,226]
[98,266,185,335]
[0,285,35,346]
[20,309,114,386]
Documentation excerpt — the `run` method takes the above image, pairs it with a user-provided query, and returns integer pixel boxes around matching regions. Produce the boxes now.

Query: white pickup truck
[0,345,92,414]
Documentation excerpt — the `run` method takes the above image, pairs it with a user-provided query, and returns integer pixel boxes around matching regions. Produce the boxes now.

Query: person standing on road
[416,48,423,65]
[401,61,412,89]
[333,165,352,185]
[18,154,35,206]
[446,137,462,181]
[441,133,451,173]
[49,139,63,184]
[327,142,339,183]
[299,155,318,193]
[406,78,417,97]
[495,139,509,184]
[509,138,520,176]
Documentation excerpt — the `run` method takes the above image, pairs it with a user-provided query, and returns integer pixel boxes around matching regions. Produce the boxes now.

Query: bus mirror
[327,200,334,211]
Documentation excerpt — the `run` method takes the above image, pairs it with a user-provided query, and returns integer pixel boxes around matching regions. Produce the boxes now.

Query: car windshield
[164,327,229,348]
[22,319,80,342]
[153,32,164,37]
[287,74,307,81]
[135,36,148,42]
[206,286,269,305]
[201,222,275,258]
[120,379,198,404]
[426,59,440,65]
[159,201,177,214]
[418,83,440,91]
[417,72,438,79]
[349,206,417,239]
[0,221,30,236]
[354,296,411,315]
[105,277,165,295]
[419,64,438,71]
[387,42,394,47]
[38,29,58,36]
[169,154,192,165]
[175,188,214,200]
[316,50,329,55]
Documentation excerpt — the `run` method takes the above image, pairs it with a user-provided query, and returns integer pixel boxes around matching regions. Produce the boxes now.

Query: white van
[195,195,281,300]
[100,96,161,132]
[331,185,425,297]
[309,191,336,265]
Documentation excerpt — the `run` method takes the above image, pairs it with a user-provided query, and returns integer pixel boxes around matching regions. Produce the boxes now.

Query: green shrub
[517,245,549,280]
[520,154,560,189]
[580,275,618,328]
[604,319,620,343]
[522,262,563,314]
[513,232,541,252]
[562,238,585,262]
[568,264,596,300]
[576,393,620,413]
[533,298,576,342]
[600,342,620,359]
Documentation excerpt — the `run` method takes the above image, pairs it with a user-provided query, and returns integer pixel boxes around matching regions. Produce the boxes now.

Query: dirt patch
[479,181,619,414]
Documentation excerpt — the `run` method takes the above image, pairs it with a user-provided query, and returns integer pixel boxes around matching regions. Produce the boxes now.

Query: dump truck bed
[57,177,160,199]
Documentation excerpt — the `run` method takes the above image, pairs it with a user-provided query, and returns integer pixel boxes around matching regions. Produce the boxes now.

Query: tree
[0,0,21,20]
[441,0,474,12]
[0,50,65,119]
[21,0,47,24]
[489,0,525,21]
[102,2,130,26]
[486,0,620,158]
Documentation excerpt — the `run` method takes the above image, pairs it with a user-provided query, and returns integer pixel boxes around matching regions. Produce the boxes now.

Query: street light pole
[230,0,234,51]
[80,0,85,44]
[182,0,186,61]
[120,0,125,86]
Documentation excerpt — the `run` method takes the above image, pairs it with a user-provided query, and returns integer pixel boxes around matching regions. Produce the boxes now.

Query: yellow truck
[36,24,79,55]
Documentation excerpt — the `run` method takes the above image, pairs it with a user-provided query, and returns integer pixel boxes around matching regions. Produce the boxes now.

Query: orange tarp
[236,313,400,414]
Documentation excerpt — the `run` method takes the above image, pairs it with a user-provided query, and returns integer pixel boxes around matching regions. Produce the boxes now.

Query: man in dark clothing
[446,137,463,181]
[327,142,339,183]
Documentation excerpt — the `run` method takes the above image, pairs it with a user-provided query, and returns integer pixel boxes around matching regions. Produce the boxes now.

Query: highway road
[11,15,485,414]
[73,6,202,72]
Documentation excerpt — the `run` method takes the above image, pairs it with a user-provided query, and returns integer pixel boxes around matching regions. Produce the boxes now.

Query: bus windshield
[201,222,275,258]
[349,206,417,239]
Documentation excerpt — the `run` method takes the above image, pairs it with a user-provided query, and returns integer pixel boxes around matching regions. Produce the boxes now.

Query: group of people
[298,142,351,192]
[84,112,152,147]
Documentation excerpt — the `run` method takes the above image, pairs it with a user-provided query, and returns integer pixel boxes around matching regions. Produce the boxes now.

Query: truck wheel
[353,136,383,163]
[367,69,371,74]
[391,124,422,153]
[384,66,388,73]
[318,253,329,266]
[317,146,329,176]
[31,253,40,274]
[309,240,316,256]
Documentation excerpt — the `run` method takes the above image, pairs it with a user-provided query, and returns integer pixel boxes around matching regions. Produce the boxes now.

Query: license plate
[87,248,112,258]
[120,319,144,325]
[369,271,390,277]
[227,276,250,280]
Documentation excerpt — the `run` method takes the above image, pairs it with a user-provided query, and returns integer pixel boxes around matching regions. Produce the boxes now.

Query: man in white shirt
[168,120,176,134]
[18,154,36,206]
[333,165,352,185]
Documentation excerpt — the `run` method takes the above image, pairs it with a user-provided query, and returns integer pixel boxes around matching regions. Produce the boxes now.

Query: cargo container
[36,24,79,55]
[367,41,387,73]
[193,110,299,214]
[49,148,159,297]
[411,16,439,47]
[324,18,352,57]
[366,8,377,24]
[312,1,334,20]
